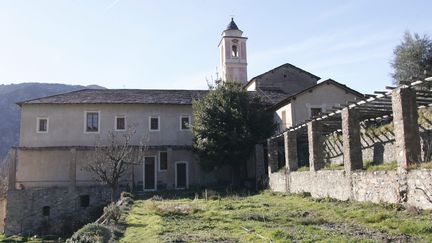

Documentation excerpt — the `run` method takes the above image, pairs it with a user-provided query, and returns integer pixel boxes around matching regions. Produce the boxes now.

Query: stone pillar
[342,108,363,172]
[284,131,298,171]
[267,138,278,174]
[69,148,77,191]
[255,144,265,179]
[167,148,174,189]
[7,148,17,191]
[308,121,324,171]
[392,87,421,169]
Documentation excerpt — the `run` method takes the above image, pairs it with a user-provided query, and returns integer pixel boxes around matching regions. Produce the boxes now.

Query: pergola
[267,77,432,175]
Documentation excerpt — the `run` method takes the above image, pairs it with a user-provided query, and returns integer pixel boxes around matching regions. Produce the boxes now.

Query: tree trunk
[111,185,118,202]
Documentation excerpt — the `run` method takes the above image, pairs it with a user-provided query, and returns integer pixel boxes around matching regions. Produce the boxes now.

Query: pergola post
[342,108,363,172]
[284,131,298,171]
[255,144,265,179]
[267,138,279,174]
[308,121,324,171]
[69,148,77,191]
[391,86,421,169]
[7,148,17,191]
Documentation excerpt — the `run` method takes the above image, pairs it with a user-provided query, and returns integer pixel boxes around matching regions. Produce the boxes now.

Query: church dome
[226,18,239,30]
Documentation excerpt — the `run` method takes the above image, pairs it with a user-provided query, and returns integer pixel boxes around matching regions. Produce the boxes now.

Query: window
[42,206,50,216]
[232,45,238,57]
[37,117,48,133]
[85,111,99,133]
[159,151,168,171]
[80,195,90,207]
[149,116,159,131]
[115,116,126,131]
[180,116,191,130]
[310,108,322,118]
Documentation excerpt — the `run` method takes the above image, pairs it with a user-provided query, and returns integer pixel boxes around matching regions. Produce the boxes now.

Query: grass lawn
[120,191,432,242]
[0,235,61,242]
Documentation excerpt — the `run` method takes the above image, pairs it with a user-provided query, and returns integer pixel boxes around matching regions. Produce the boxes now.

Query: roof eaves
[16,88,92,106]
[270,79,364,111]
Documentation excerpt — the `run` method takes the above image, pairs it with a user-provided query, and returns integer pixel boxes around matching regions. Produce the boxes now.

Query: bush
[66,223,114,243]
[120,191,134,199]
[104,203,121,223]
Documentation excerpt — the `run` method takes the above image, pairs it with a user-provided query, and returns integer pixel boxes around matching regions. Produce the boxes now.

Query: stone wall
[268,169,432,209]
[268,170,287,192]
[289,171,350,201]
[351,171,399,203]
[4,186,111,236]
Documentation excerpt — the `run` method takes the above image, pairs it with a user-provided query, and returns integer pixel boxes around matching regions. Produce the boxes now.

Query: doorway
[175,161,188,189]
[144,156,157,191]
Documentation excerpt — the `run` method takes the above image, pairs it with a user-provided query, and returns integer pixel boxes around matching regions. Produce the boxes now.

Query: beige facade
[15,103,219,190]
[274,81,363,131]
[20,103,194,147]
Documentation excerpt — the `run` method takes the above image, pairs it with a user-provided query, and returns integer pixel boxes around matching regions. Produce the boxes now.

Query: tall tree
[85,128,146,202]
[391,31,432,84]
[192,81,275,184]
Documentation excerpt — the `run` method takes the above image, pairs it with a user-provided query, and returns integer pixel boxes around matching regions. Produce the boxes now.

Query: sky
[0,1,431,94]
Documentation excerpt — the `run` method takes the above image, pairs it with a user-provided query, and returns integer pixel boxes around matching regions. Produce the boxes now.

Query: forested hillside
[0,83,103,161]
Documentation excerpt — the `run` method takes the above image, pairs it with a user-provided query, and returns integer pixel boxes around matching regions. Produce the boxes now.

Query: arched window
[232,45,238,57]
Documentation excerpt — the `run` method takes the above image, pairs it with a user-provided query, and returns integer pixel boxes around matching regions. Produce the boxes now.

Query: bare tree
[84,128,146,202]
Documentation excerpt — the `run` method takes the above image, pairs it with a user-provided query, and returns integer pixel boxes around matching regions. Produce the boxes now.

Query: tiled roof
[18,89,209,105]
[255,87,289,106]
[226,18,239,30]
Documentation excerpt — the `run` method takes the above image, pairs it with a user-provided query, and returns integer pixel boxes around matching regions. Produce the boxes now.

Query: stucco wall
[254,65,318,95]
[15,147,228,190]
[275,104,293,131]
[20,103,194,147]
[291,83,360,125]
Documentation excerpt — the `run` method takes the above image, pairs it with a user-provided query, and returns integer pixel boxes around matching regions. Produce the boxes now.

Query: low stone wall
[289,170,350,201]
[351,170,399,204]
[4,186,111,236]
[406,170,432,209]
[269,169,432,209]
[268,170,287,192]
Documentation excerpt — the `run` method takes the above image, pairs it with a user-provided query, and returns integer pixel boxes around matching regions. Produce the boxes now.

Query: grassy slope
[121,191,432,242]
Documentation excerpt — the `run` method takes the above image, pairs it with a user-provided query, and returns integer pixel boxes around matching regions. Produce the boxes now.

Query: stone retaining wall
[4,186,111,236]
[269,169,432,209]
[289,170,350,201]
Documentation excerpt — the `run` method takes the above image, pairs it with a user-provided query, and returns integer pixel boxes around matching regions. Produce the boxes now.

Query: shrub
[66,223,114,243]
[104,203,121,223]
[202,189,219,200]
[120,191,134,199]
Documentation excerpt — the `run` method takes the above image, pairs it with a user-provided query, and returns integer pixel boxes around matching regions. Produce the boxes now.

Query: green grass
[364,160,398,171]
[410,161,432,170]
[0,234,61,242]
[120,191,432,242]
[297,166,309,172]
[323,163,344,170]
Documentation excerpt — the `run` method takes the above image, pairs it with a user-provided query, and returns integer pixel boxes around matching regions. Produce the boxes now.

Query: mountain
[0,83,104,161]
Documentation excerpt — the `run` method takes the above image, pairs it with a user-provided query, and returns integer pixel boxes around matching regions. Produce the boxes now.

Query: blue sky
[0,1,431,93]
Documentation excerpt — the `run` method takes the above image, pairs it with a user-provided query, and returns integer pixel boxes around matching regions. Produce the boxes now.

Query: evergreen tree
[391,31,432,84]
[192,81,275,183]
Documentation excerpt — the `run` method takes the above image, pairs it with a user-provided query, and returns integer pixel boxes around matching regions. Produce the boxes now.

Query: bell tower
[218,18,248,85]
